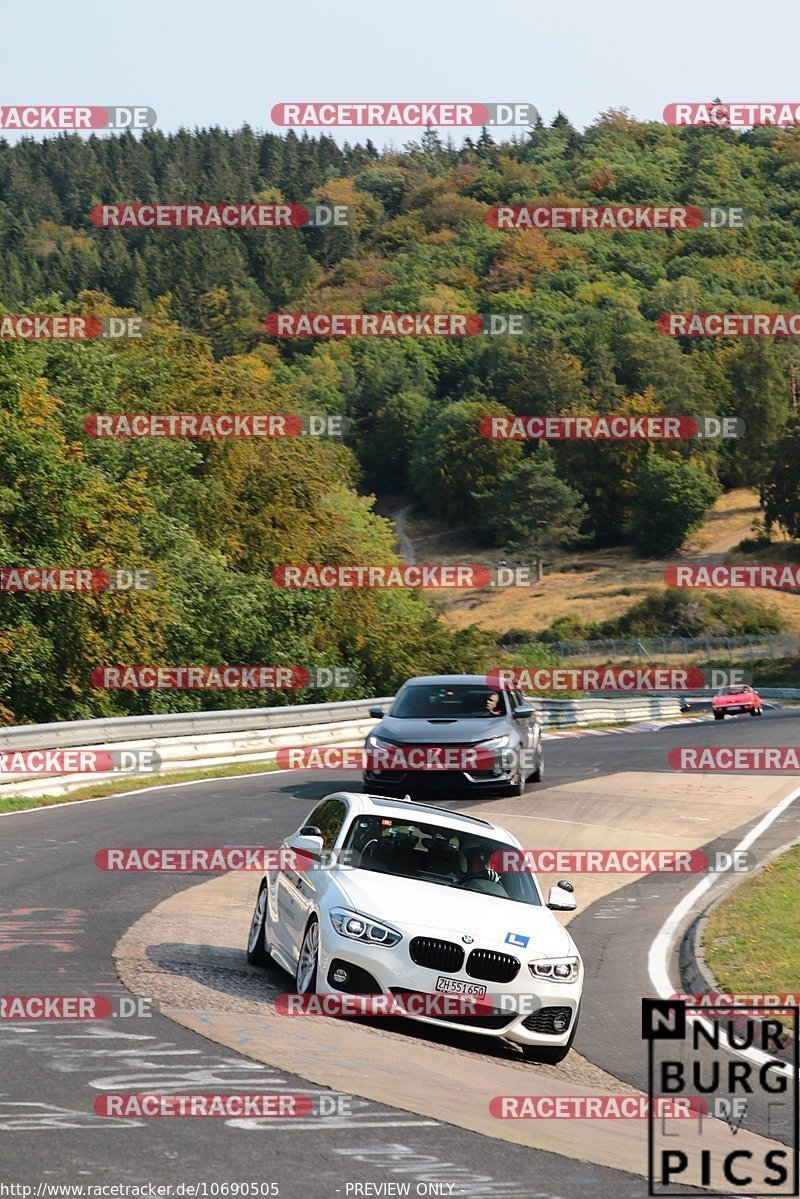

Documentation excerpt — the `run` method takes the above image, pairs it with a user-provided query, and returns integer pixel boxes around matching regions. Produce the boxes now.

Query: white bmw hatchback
[247,792,583,1063]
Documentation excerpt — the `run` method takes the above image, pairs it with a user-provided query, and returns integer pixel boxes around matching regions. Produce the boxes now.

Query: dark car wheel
[714,711,724,720]
[502,767,527,797]
[529,748,544,784]
[246,879,273,967]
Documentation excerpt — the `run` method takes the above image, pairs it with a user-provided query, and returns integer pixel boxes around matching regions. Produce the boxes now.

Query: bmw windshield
[341,814,541,905]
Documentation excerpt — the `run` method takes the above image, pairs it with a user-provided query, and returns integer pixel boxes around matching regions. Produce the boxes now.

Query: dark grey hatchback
[362,674,543,797]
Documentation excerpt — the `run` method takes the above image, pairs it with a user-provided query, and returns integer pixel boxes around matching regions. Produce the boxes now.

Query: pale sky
[2,0,798,144]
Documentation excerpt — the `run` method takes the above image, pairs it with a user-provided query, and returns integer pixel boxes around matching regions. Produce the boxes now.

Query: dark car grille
[409,936,464,973]
[522,1006,573,1035]
[388,989,514,1030]
[466,948,520,983]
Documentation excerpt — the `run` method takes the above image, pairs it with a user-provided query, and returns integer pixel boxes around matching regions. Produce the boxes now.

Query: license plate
[435,976,487,998]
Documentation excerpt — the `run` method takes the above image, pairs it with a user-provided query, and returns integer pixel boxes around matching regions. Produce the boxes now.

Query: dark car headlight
[330,907,402,946]
[476,734,511,751]
[366,733,395,751]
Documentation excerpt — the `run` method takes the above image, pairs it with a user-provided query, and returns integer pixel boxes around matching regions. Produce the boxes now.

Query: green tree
[764,418,800,539]
[629,457,721,556]
[730,343,792,502]
[472,450,587,579]
[409,399,522,522]
[371,390,431,490]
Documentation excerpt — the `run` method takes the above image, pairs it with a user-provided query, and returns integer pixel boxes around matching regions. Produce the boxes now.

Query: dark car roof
[398,675,499,686]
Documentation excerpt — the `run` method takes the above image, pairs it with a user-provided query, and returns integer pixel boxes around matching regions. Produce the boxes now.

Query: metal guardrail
[0,698,394,752]
[0,694,686,802]
[527,696,682,728]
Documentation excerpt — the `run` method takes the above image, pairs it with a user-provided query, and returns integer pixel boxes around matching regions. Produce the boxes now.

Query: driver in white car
[455,843,502,887]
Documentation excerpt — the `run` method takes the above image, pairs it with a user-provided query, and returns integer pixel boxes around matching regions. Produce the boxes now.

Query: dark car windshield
[392,683,508,720]
[340,814,541,905]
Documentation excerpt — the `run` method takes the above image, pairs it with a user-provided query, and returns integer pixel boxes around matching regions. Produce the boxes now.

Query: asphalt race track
[1,708,798,1198]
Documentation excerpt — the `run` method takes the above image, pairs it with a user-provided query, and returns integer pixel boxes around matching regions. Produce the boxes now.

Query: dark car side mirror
[512,705,534,719]
[368,706,385,718]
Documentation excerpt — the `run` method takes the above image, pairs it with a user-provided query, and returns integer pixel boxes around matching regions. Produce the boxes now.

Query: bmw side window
[300,800,329,836]
[315,800,348,851]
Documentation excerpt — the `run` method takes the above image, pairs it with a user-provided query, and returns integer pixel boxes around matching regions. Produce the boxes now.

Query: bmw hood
[333,870,574,957]
[371,715,510,746]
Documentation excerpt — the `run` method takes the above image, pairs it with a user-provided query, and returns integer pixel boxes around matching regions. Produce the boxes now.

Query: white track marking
[648,783,800,1078]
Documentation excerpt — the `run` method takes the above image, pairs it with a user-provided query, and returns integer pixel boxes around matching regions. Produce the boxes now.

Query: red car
[712,684,762,720]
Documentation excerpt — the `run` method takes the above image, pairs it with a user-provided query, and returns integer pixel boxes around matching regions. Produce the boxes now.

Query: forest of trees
[2,112,800,722]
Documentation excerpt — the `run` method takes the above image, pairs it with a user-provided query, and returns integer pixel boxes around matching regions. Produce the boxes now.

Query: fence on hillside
[502,633,800,663]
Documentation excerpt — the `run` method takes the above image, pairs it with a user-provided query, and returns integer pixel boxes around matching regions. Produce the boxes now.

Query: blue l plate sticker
[505,931,529,948]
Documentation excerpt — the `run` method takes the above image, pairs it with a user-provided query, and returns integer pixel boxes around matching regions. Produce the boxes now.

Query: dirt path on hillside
[392,504,417,564]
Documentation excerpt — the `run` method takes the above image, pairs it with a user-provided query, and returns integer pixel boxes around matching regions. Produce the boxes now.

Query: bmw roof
[322,791,518,843]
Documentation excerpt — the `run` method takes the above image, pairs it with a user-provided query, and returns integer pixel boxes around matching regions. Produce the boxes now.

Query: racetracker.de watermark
[673,992,800,1018]
[94,1094,330,1118]
[669,747,800,771]
[270,103,539,127]
[1,568,154,592]
[0,316,146,340]
[485,206,750,230]
[95,847,314,872]
[272,564,533,588]
[95,1093,352,1117]
[480,415,743,440]
[276,746,502,771]
[0,750,161,775]
[491,848,755,874]
[660,313,800,336]
[275,992,491,1018]
[264,313,528,337]
[84,413,349,438]
[663,102,800,126]
[0,995,152,1019]
[484,668,751,692]
[90,204,348,229]
[0,106,156,130]
[490,1096,704,1119]
[665,565,800,590]
[90,666,354,690]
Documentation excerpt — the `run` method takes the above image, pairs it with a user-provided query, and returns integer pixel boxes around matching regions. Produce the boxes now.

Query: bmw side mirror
[369,706,385,718]
[512,705,534,719]
[547,880,577,911]
[290,833,325,863]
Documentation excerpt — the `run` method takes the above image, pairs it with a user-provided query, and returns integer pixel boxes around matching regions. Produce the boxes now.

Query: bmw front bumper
[315,928,582,1048]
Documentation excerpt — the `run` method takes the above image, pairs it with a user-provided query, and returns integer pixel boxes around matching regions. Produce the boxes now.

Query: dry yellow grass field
[395,489,800,638]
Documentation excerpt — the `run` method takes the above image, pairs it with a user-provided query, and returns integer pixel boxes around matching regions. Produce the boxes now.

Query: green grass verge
[0,759,284,815]
[703,843,800,1020]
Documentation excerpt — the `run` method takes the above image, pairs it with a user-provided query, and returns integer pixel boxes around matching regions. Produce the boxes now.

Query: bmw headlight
[477,734,510,751]
[529,957,580,983]
[329,907,402,947]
